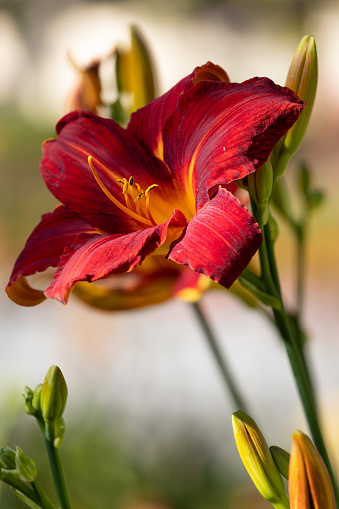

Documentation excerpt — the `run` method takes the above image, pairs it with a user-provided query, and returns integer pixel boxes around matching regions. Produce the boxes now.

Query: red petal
[127,62,229,158]
[162,77,305,211]
[168,187,262,288]
[41,111,175,233]
[7,205,97,285]
[45,208,187,304]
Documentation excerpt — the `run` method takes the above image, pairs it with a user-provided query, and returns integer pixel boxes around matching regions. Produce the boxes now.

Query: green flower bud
[22,386,35,415]
[1,442,16,469]
[270,445,290,479]
[40,366,68,422]
[32,383,42,412]
[248,160,273,224]
[273,35,318,177]
[15,447,37,483]
[232,411,289,507]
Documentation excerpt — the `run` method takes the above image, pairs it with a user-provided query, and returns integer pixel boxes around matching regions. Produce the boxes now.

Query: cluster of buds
[22,365,68,448]
[232,411,336,509]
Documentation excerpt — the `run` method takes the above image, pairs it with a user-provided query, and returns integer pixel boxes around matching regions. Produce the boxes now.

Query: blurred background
[1,0,339,507]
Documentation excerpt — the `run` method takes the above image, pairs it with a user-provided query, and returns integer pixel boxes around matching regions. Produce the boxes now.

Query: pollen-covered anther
[88,156,154,227]
[116,172,158,226]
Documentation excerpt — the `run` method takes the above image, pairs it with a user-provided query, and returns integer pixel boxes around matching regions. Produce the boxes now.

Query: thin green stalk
[191,300,248,411]
[1,473,40,505]
[261,220,339,507]
[296,224,306,319]
[32,479,55,509]
[44,423,71,509]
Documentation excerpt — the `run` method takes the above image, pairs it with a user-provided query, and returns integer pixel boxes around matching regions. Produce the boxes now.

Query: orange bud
[289,430,336,509]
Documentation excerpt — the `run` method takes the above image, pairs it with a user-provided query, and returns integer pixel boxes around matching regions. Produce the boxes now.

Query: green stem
[32,479,55,509]
[260,220,339,507]
[44,422,71,509]
[191,300,248,411]
[296,224,306,319]
[1,473,41,505]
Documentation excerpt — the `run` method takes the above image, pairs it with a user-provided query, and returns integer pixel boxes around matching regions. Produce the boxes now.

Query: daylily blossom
[6,62,304,306]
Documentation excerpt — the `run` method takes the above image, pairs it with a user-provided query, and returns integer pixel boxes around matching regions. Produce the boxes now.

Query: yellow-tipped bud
[40,366,68,423]
[232,411,289,507]
[116,24,158,117]
[289,430,336,509]
[274,35,317,177]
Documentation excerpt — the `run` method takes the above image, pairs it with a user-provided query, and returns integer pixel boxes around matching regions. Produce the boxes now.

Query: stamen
[117,178,128,194]
[88,156,153,227]
[145,184,158,226]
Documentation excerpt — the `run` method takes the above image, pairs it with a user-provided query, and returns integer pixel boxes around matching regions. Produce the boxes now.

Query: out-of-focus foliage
[0,407,239,509]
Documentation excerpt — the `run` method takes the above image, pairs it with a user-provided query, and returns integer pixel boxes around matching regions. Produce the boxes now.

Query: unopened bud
[232,410,289,507]
[32,383,42,412]
[289,430,335,509]
[1,443,16,469]
[40,366,68,422]
[15,447,37,483]
[248,161,273,224]
[273,35,317,177]
[270,445,290,479]
[22,386,35,415]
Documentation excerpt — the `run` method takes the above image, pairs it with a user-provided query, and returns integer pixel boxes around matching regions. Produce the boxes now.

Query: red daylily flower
[6,62,304,306]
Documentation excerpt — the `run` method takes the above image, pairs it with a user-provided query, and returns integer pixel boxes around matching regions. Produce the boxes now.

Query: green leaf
[11,488,43,509]
[238,276,281,309]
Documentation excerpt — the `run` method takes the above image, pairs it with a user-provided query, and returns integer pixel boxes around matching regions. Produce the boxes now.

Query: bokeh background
[1,0,339,507]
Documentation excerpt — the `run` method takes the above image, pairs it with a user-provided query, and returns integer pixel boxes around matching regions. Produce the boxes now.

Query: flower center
[88,156,158,227]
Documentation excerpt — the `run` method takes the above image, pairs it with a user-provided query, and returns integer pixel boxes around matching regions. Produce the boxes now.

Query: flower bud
[1,443,16,469]
[65,53,102,114]
[22,386,35,415]
[32,383,42,412]
[273,35,317,177]
[40,366,68,422]
[289,430,336,509]
[116,24,158,117]
[15,447,37,483]
[270,445,290,479]
[232,411,289,506]
[248,160,273,224]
